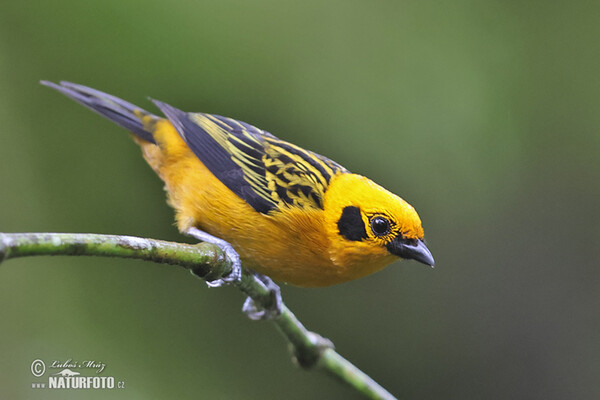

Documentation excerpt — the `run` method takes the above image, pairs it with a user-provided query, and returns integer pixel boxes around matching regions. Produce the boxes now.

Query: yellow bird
[42,81,434,288]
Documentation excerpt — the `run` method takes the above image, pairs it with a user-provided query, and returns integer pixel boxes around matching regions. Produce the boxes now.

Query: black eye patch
[337,206,367,241]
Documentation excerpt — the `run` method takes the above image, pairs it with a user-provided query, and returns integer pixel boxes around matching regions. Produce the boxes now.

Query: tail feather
[41,81,158,144]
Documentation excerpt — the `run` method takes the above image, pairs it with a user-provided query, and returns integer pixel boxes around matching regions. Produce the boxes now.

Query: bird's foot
[184,228,282,320]
[184,227,242,286]
[242,271,283,320]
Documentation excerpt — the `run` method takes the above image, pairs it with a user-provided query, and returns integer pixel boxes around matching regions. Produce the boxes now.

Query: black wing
[152,100,347,214]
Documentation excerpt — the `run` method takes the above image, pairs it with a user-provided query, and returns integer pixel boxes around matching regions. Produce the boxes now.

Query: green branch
[0,232,396,400]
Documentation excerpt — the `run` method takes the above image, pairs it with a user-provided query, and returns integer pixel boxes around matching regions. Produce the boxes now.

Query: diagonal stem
[0,232,396,400]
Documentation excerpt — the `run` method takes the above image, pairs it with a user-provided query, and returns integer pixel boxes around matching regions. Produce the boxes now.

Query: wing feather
[152,100,347,214]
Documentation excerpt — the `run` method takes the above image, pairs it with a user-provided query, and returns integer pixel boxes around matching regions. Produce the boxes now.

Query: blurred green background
[1,1,598,399]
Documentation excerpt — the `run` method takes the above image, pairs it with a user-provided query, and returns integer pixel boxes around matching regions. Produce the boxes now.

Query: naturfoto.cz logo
[30,358,125,390]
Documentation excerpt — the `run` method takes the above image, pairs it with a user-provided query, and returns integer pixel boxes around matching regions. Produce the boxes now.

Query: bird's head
[324,173,434,278]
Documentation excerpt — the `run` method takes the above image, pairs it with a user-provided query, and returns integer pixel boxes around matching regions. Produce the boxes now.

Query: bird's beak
[386,237,435,267]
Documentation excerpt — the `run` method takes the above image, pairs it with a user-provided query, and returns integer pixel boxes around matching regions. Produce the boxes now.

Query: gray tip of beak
[387,238,435,267]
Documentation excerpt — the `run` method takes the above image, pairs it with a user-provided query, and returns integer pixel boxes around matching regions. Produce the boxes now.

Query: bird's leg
[242,270,283,320]
[184,227,242,287]
[184,227,282,320]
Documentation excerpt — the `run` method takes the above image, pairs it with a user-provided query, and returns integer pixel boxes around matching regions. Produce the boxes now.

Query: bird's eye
[370,216,390,236]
